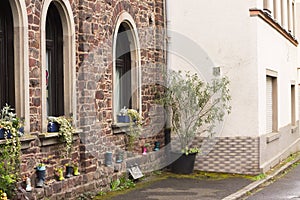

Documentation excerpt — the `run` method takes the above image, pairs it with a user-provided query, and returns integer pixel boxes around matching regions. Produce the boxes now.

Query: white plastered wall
[166,0,260,137]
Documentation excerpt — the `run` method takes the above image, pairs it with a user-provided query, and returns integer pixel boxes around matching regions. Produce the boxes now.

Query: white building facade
[167,0,300,174]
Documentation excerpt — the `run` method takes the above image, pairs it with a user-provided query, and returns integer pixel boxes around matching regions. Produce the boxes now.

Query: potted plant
[115,151,124,163]
[36,163,46,187]
[0,104,22,197]
[0,104,23,139]
[117,107,130,123]
[118,108,143,151]
[65,163,73,178]
[159,70,231,174]
[127,109,143,151]
[47,116,75,158]
[153,141,160,151]
[142,143,150,155]
[54,166,64,181]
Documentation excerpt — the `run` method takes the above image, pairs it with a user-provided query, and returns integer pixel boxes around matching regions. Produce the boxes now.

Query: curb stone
[222,155,300,200]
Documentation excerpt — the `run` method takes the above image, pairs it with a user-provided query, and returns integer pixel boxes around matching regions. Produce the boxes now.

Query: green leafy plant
[0,104,23,138]
[110,175,136,191]
[0,104,22,198]
[48,116,75,158]
[37,163,46,168]
[182,147,200,155]
[252,173,266,181]
[119,176,135,189]
[158,70,231,155]
[144,143,150,148]
[127,109,143,125]
[110,178,121,191]
[120,108,143,151]
[97,190,107,196]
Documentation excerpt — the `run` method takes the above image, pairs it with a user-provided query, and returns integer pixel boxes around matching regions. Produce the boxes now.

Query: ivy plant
[0,104,22,198]
[48,116,75,158]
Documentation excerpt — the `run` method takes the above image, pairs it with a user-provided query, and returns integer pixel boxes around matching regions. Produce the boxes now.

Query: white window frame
[266,70,278,133]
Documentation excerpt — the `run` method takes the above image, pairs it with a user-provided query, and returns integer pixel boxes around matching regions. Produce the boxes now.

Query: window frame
[266,70,278,133]
[0,0,15,109]
[0,0,29,132]
[41,0,76,132]
[46,3,64,117]
[112,12,141,123]
[291,83,296,126]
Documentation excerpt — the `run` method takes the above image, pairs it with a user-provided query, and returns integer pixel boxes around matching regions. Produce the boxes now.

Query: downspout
[163,0,172,132]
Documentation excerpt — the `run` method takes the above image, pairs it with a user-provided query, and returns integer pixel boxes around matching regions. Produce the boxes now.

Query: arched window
[0,0,15,108]
[46,3,64,116]
[41,0,76,130]
[114,18,141,120]
[116,23,132,111]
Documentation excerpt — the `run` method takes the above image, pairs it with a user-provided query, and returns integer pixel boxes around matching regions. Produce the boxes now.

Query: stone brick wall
[75,0,166,183]
[18,0,166,198]
[27,0,44,133]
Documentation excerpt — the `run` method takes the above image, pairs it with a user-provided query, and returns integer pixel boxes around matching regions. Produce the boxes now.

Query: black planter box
[170,152,197,174]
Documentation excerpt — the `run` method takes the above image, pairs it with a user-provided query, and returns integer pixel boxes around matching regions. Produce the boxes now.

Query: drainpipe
[163,0,172,131]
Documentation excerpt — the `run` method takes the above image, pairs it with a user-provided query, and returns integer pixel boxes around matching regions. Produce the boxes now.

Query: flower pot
[0,128,5,139]
[116,152,124,163]
[57,169,64,181]
[65,165,73,178]
[153,141,160,151]
[117,115,130,123]
[73,166,80,176]
[18,126,24,136]
[105,151,113,166]
[142,147,147,155]
[170,152,197,174]
[47,121,60,132]
[0,128,12,139]
[36,166,46,188]
[25,177,32,192]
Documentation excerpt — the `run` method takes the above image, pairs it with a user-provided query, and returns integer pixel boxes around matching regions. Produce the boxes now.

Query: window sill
[266,132,280,144]
[291,126,298,134]
[20,134,36,149]
[39,130,80,146]
[111,123,139,134]
[0,134,36,150]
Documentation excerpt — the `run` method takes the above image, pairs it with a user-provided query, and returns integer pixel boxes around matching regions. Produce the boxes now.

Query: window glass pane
[46,3,64,116]
[116,23,132,113]
[0,0,14,109]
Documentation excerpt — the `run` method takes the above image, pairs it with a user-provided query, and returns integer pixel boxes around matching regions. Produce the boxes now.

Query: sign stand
[128,164,143,179]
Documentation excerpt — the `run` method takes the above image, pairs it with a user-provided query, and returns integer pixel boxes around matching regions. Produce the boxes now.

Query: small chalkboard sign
[128,164,143,179]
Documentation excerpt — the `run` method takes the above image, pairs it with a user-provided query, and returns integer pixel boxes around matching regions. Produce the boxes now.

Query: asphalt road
[108,177,252,200]
[247,164,300,200]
